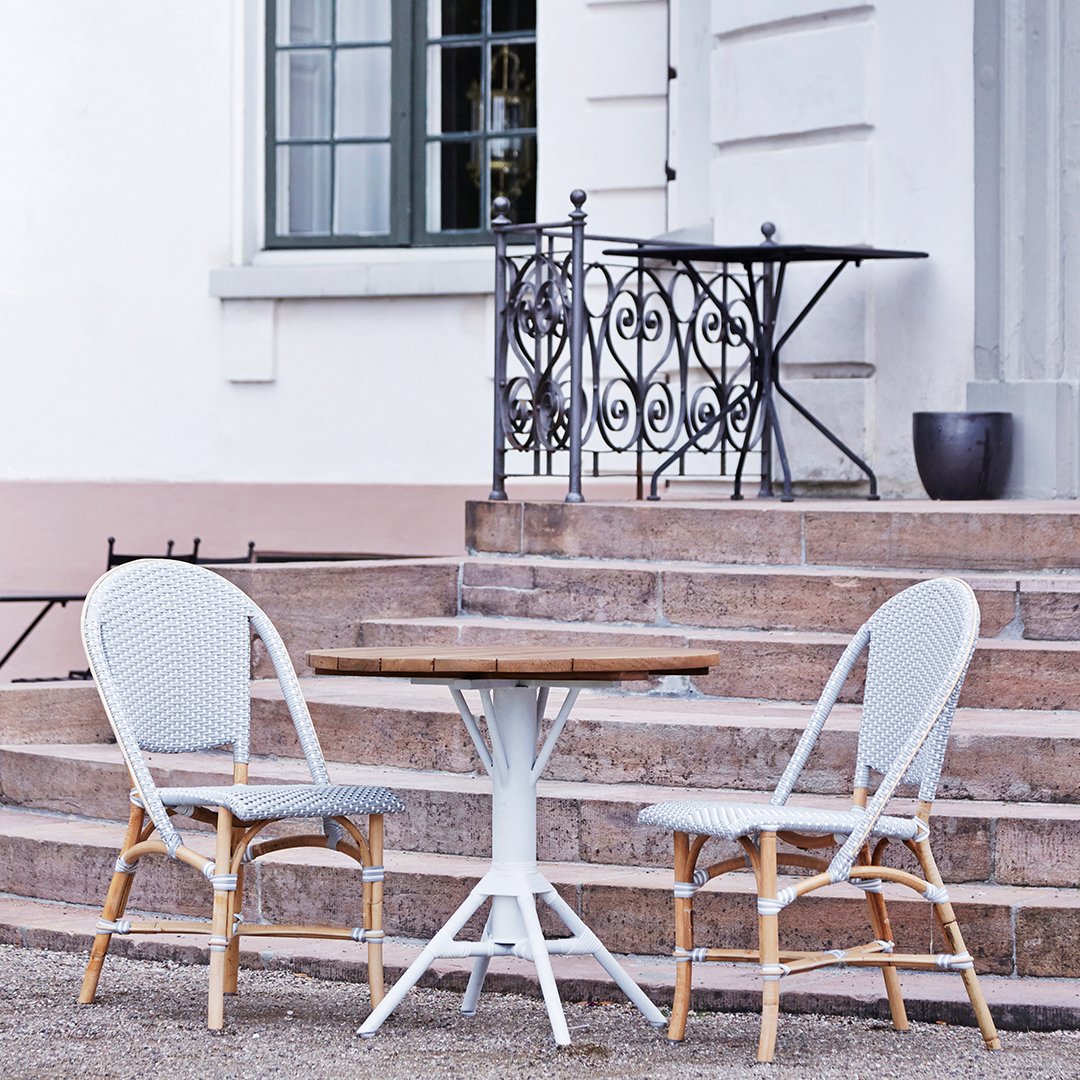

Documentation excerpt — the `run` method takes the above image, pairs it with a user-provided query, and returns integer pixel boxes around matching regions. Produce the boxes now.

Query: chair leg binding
[351,928,385,943]
[95,918,132,935]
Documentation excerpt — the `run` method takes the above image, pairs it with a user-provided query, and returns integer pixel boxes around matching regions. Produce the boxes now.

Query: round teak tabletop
[306,645,720,681]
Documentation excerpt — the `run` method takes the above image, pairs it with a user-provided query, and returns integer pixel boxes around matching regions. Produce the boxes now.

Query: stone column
[969,0,1080,496]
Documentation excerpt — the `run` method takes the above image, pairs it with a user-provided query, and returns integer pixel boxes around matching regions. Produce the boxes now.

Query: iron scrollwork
[491,195,766,501]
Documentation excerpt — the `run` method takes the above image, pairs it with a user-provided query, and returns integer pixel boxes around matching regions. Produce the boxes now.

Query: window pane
[434,0,482,37]
[336,47,391,138]
[276,51,331,139]
[276,0,331,45]
[428,44,481,135]
[277,144,332,235]
[489,43,534,130]
[491,0,535,34]
[335,144,391,234]
[490,135,536,220]
[427,140,482,232]
[336,0,391,42]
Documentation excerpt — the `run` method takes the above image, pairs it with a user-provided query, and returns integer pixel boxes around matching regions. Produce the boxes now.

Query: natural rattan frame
[76,560,403,1030]
[639,578,1001,1063]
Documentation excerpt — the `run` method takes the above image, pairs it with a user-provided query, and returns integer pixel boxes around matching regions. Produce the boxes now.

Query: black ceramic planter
[913,411,1013,500]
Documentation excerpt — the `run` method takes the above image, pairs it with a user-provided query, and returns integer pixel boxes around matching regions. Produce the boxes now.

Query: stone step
[467,500,1080,571]
[213,557,462,676]
[356,615,1080,711]
[2,742,1078,887]
[5,680,1077,805]
[462,557,1029,637]
[267,679,1080,804]
[463,556,1080,642]
[0,683,108,745]
[0,807,1074,978]
[4,895,1078,1033]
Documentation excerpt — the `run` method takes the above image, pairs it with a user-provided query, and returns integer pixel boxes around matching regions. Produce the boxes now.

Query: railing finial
[492,196,512,226]
[570,189,587,213]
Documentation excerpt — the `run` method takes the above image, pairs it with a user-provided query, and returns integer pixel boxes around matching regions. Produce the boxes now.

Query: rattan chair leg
[207,808,235,1031]
[866,888,908,1031]
[669,831,695,1043]
[913,837,1001,1051]
[367,814,386,1006]
[224,861,245,996]
[79,870,130,1005]
[756,831,781,1064]
[79,805,145,1005]
[858,840,909,1033]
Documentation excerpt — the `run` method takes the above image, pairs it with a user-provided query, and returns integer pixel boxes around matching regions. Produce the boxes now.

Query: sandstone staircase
[2,499,1080,1030]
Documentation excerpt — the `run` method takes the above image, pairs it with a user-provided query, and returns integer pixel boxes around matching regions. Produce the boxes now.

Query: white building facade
[0,0,1074,605]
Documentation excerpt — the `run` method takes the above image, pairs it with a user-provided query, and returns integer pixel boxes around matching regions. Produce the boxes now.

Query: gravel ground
[2,945,1080,1079]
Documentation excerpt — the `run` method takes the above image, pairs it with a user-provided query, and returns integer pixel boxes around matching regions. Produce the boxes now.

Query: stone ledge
[3,895,1077,1031]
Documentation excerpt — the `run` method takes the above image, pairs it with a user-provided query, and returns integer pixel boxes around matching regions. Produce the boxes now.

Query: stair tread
[465,553,1080,588]
[364,613,1080,651]
[7,741,1080,822]
[3,894,1079,1029]
[468,499,1080,571]
[465,554,1031,581]
[0,805,1074,906]
[270,677,1080,740]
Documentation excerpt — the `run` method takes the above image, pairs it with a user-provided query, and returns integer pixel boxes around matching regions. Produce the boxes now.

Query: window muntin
[266,0,536,248]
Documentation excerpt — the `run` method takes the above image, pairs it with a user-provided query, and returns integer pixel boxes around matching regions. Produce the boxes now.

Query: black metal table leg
[0,601,60,672]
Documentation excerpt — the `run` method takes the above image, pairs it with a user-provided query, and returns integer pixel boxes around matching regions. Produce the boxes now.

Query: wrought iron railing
[489,190,775,503]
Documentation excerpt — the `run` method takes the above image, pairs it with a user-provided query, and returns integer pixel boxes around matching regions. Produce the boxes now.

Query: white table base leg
[358,886,488,1037]
[540,888,666,1028]
[516,892,573,1045]
[360,868,664,1044]
[363,682,664,1045]
[460,915,492,1016]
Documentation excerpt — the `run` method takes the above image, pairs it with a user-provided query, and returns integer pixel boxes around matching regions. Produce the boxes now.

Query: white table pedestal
[358,682,666,1045]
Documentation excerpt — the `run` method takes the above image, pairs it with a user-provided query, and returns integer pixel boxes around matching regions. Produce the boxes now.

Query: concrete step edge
[5,742,1080,824]
[0,806,1074,908]
[2,894,1077,1032]
[360,615,1080,653]
[462,555,1045,583]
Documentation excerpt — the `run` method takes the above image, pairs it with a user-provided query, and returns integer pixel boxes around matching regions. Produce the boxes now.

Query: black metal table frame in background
[490,190,928,503]
[607,230,929,502]
[0,592,87,678]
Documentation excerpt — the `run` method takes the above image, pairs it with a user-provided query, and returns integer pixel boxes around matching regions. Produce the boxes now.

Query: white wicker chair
[77,559,405,1029]
[637,577,1001,1062]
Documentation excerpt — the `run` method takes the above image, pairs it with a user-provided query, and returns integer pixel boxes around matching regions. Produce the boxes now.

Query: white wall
[0,0,977,498]
[1,1,233,482]
[706,0,976,494]
[0,0,669,490]
[538,0,669,235]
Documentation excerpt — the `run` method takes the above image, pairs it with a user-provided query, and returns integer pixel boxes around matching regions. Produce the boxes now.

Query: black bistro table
[605,227,927,501]
[0,590,87,677]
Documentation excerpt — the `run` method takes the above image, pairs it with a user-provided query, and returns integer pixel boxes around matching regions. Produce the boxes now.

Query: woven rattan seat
[77,559,404,1031]
[637,802,924,843]
[636,577,1001,1063]
[150,784,405,821]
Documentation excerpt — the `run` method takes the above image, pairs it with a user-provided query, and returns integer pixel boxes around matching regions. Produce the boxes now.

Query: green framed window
[266,0,537,248]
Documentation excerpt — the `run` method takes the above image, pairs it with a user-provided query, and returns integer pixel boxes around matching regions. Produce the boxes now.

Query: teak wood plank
[306,645,720,678]
[431,654,500,674]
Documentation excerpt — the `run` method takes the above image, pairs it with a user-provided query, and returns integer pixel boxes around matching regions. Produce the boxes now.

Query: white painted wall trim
[210,247,496,299]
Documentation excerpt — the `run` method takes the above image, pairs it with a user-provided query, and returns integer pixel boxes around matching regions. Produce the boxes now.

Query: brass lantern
[468,45,534,200]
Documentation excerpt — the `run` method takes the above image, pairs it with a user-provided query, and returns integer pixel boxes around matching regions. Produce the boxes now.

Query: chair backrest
[771,577,979,809]
[84,560,256,757]
[855,576,979,800]
[81,559,328,854]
